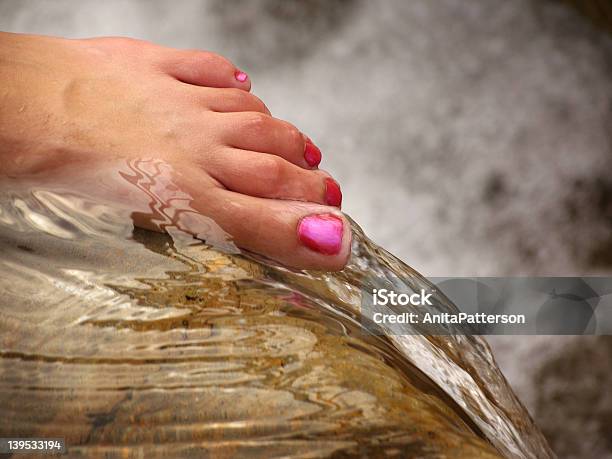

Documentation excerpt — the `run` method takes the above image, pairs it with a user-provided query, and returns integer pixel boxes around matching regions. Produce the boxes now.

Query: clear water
[0,159,552,458]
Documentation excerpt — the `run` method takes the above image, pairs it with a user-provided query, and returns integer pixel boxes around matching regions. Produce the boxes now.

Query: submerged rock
[0,168,551,457]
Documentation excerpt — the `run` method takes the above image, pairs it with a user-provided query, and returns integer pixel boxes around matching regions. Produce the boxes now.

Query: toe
[160,49,251,91]
[205,149,341,208]
[192,188,351,271]
[214,112,322,169]
[192,87,270,115]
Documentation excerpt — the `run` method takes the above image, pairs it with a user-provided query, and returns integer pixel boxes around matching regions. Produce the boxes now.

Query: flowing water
[0,159,553,458]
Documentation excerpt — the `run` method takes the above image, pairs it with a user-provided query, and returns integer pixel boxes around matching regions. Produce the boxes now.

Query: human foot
[0,33,350,270]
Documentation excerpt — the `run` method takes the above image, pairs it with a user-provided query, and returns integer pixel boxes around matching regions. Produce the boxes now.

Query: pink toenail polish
[298,214,344,255]
[304,142,322,167]
[235,70,248,82]
[325,178,342,207]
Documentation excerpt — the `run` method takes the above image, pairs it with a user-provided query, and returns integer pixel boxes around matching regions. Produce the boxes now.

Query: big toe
[189,187,351,271]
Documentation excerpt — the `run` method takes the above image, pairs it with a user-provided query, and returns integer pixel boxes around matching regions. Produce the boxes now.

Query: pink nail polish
[235,70,248,82]
[298,214,343,255]
[324,178,342,207]
[304,142,322,167]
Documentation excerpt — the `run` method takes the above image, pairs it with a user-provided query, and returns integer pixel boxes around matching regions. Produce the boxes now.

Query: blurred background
[1,0,611,457]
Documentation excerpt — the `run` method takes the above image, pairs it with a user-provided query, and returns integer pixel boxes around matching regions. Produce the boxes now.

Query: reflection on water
[0,159,551,458]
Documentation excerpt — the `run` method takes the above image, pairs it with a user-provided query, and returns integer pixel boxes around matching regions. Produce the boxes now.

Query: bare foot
[0,32,350,270]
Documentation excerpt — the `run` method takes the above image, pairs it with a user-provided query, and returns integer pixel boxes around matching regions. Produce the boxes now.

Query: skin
[0,32,351,271]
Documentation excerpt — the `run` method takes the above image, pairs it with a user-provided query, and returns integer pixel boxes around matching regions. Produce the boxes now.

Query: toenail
[324,178,342,207]
[304,142,322,167]
[234,70,248,82]
[298,214,343,255]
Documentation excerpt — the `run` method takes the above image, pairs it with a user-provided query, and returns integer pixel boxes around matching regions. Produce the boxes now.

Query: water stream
[0,159,553,458]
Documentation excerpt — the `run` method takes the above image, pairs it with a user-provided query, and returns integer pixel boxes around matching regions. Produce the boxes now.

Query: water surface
[0,159,552,458]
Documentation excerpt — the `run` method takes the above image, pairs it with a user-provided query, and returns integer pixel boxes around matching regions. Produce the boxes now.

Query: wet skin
[0,32,350,270]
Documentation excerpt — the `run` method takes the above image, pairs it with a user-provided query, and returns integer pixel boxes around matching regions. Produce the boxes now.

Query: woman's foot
[0,33,350,270]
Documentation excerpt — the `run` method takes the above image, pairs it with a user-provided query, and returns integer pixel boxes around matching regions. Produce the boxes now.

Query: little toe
[161,49,251,90]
